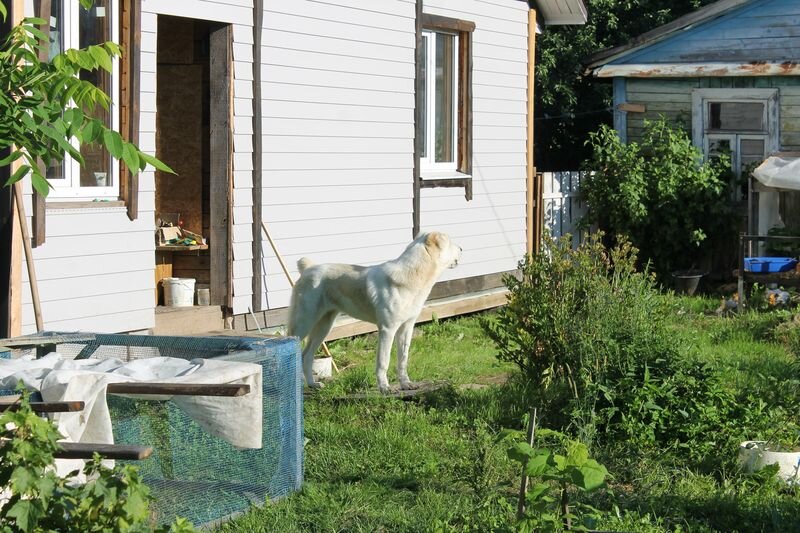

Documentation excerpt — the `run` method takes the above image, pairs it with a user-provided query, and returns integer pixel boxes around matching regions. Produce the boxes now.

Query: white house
[2,0,586,337]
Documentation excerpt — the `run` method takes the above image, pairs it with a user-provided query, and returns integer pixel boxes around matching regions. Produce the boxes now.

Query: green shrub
[581,117,736,279]
[483,235,749,468]
[482,234,674,424]
[0,391,194,533]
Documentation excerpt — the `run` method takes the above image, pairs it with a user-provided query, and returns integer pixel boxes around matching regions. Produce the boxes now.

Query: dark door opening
[154,16,231,309]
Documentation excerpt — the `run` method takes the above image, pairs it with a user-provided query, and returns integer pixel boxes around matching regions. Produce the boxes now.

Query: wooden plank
[421,13,476,33]
[55,442,153,461]
[617,102,646,113]
[252,0,264,312]
[412,0,422,237]
[0,399,85,413]
[459,25,473,179]
[210,24,232,309]
[526,8,535,256]
[31,0,50,248]
[106,382,250,397]
[126,0,141,221]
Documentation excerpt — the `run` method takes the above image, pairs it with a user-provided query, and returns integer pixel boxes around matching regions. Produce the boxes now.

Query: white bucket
[739,441,800,483]
[163,277,196,307]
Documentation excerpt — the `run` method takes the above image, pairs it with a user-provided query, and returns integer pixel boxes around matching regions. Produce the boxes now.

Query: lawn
[218,298,800,532]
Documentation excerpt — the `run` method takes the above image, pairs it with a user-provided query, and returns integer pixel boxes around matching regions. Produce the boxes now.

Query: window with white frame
[421,29,458,171]
[692,89,779,201]
[46,0,119,199]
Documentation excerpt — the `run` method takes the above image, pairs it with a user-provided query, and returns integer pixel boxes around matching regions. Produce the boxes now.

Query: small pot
[672,269,705,296]
[312,356,333,379]
[738,441,800,483]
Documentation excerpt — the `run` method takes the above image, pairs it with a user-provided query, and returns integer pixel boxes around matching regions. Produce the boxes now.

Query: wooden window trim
[413,10,475,236]
[421,13,475,34]
[119,0,141,221]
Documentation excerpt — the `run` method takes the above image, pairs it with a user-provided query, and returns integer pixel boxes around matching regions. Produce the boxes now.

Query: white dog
[287,232,462,392]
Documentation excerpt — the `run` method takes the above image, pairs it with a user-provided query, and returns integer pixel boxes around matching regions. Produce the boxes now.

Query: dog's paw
[399,380,420,391]
[377,383,393,394]
[306,381,325,390]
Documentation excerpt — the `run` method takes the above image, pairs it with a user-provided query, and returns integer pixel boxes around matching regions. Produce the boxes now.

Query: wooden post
[517,407,538,518]
[8,0,26,337]
[526,9,537,256]
[251,0,264,312]
[13,183,43,331]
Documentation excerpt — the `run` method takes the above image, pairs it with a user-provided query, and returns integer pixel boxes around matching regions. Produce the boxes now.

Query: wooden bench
[0,383,249,461]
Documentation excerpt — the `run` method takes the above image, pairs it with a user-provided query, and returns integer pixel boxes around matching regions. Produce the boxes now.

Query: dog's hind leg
[302,311,338,389]
[395,318,419,390]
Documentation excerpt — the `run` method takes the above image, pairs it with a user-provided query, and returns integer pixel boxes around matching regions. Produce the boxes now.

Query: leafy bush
[581,117,736,279]
[482,234,674,423]
[483,235,753,468]
[0,392,194,532]
[501,428,608,532]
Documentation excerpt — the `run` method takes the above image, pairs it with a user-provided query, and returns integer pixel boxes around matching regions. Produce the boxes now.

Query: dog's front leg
[395,318,418,390]
[375,326,397,393]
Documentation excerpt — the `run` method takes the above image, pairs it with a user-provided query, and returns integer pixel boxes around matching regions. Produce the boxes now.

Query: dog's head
[424,232,462,269]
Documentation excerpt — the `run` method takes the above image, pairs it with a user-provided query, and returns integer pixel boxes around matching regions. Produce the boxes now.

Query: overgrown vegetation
[0,391,194,532]
[581,118,737,279]
[0,0,171,196]
[217,255,800,532]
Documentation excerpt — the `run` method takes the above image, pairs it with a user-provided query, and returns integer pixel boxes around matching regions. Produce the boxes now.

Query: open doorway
[154,16,231,310]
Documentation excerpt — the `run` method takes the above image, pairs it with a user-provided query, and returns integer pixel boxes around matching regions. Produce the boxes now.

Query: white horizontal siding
[418,0,529,281]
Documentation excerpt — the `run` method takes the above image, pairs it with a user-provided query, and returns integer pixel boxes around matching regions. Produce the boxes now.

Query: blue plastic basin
[744,257,798,273]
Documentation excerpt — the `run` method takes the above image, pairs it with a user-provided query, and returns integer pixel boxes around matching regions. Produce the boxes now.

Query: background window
[421,30,458,170]
[48,0,119,199]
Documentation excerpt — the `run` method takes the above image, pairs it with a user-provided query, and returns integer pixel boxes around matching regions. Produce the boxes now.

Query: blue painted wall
[612,0,800,65]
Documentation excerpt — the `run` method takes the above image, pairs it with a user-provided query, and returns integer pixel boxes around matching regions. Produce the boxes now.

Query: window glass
[709,102,764,132]
[420,34,427,160]
[434,33,455,163]
[47,0,66,183]
[79,0,112,188]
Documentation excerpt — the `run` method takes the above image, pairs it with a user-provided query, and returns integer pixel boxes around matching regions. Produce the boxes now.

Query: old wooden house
[2,0,586,337]
[585,0,800,237]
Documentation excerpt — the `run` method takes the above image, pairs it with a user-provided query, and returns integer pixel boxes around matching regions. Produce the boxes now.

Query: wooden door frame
[208,23,233,310]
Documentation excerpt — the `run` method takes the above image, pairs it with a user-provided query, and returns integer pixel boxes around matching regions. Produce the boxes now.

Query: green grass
[217,302,800,532]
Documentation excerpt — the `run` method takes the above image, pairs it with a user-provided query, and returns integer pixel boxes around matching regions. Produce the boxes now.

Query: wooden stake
[517,407,538,519]
[13,183,43,331]
[260,221,338,372]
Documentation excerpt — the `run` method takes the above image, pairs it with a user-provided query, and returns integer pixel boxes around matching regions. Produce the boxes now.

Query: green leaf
[0,150,23,167]
[139,150,175,174]
[524,451,553,477]
[0,2,7,21]
[7,164,32,186]
[7,499,34,531]
[566,441,589,467]
[576,460,607,491]
[508,442,535,463]
[31,172,52,198]
[121,142,140,174]
[81,119,103,143]
[102,129,124,159]
[88,45,112,72]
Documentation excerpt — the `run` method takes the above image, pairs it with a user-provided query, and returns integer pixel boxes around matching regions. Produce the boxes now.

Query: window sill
[419,171,473,201]
[46,200,126,211]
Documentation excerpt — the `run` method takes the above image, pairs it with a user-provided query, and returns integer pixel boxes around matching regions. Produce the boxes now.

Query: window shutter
[120,0,141,221]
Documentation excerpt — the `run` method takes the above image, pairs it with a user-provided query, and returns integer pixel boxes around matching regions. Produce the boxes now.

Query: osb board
[155,64,203,236]
[156,16,195,65]
[172,253,211,285]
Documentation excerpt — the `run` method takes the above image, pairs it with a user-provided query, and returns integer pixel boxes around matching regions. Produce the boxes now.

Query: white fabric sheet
[753,155,800,191]
[0,354,263,449]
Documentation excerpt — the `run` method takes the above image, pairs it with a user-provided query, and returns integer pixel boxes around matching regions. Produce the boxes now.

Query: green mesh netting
[9,333,303,527]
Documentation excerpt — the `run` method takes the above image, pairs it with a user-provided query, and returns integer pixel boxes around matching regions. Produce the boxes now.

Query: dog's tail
[297,257,314,274]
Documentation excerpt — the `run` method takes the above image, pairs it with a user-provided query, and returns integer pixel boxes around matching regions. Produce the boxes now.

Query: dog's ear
[425,232,447,250]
